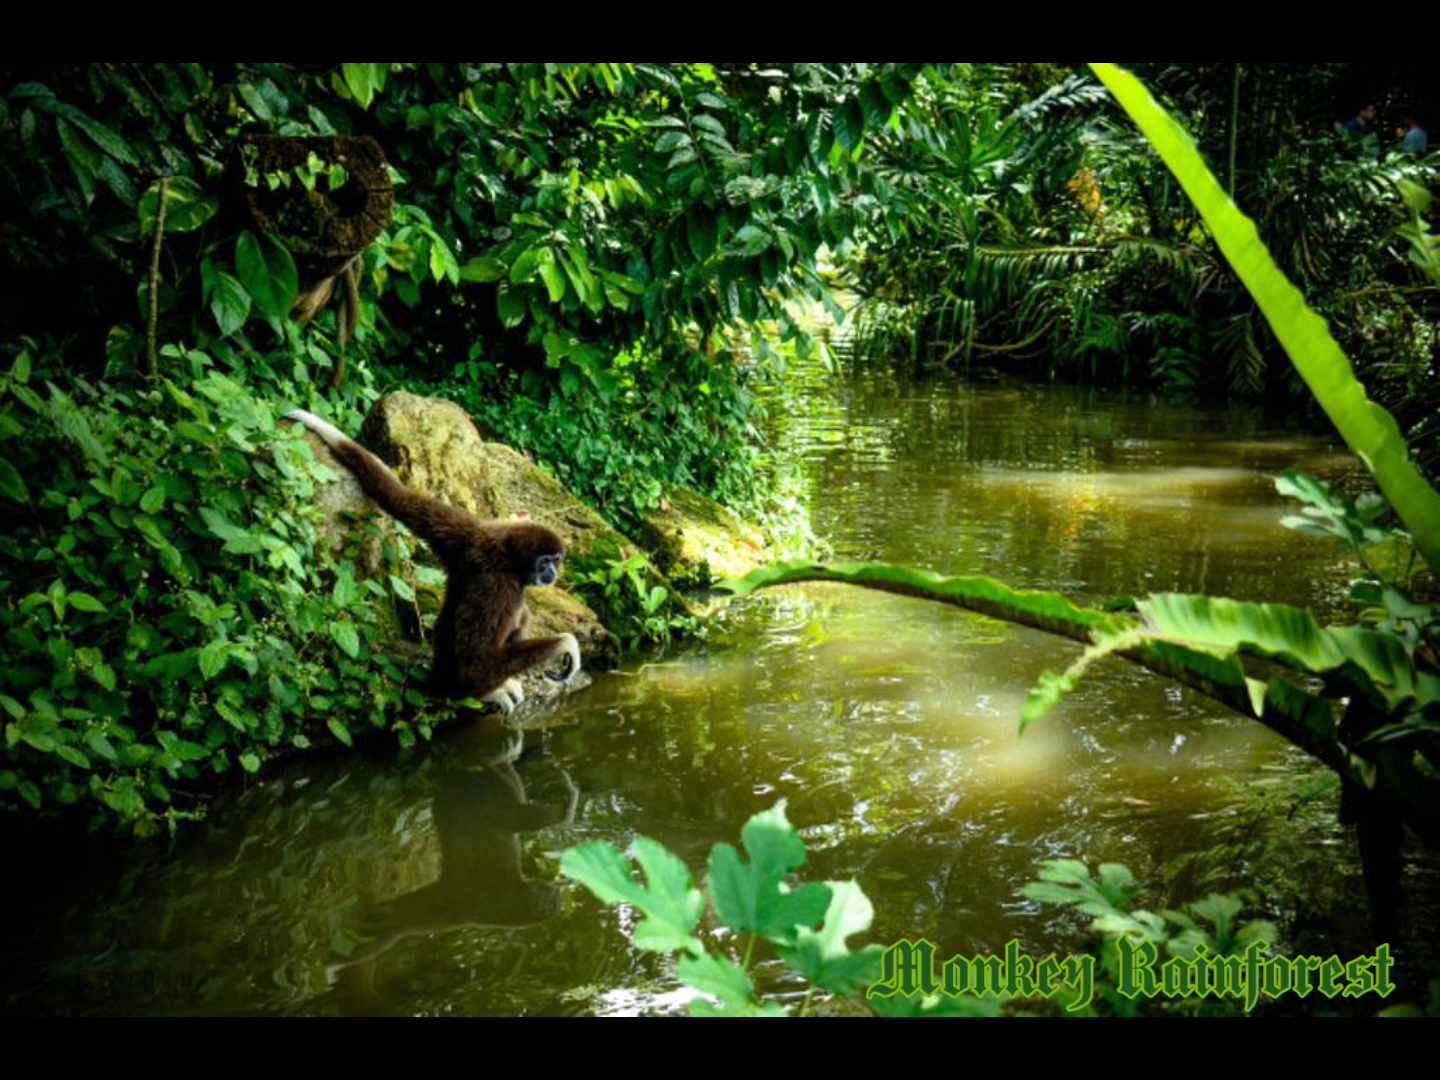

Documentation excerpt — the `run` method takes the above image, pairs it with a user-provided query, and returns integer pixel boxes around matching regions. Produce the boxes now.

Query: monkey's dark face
[503,523,566,586]
[529,553,563,587]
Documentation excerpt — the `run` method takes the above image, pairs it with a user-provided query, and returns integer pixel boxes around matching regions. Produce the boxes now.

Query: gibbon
[285,409,581,713]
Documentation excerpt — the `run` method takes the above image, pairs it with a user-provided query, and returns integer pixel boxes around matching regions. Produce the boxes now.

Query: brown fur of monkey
[285,409,580,711]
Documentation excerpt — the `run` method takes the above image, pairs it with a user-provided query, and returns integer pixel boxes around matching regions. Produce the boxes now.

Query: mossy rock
[360,391,633,560]
[636,487,773,589]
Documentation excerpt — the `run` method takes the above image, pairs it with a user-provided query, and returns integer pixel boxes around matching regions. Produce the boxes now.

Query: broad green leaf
[722,561,1439,836]
[235,230,299,320]
[388,574,416,602]
[630,837,707,954]
[1091,63,1440,575]
[687,212,718,262]
[1020,859,1142,915]
[200,506,246,542]
[733,225,771,257]
[330,621,360,658]
[210,271,251,336]
[459,256,507,283]
[776,880,885,995]
[1139,593,1436,717]
[707,803,831,945]
[428,233,460,285]
[67,592,105,613]
[560,837,705,956]
[56,104,138,165]
[342,64,375,109]
[720,560,1124,644]
[198,641,230,680]
[86,732,117,762]
[510,245,544,284]
[561,244,602,311]
[497,286,526,328]
[138,176,218,236]
[832,98,865,154]
[0,457,30,503]
[537,249,567,304]
[561,841,647,906]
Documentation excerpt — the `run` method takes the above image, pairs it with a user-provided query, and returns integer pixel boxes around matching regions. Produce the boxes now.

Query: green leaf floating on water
[707,802,832,946]
[560,836,705,956]
[1090,63,1440,576]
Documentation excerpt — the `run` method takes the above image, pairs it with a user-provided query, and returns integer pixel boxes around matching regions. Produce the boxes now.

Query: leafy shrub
[0,344,443,831]
[567,551,700,652]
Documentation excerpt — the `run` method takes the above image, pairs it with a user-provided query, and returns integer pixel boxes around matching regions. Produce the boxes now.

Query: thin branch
[146,177,169,381]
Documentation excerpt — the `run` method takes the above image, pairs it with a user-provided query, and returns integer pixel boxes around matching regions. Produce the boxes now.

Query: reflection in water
[333,718,575,1016]
[0,373,1395,1015]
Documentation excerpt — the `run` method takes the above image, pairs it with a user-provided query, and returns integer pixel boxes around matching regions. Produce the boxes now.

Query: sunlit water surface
[3,373,1387,1015]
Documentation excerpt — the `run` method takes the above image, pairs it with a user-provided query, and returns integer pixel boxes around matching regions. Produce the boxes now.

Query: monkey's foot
[503,677,524,705]
[547,633,582,684]
[485,691,513,716]
[480,678,526,715]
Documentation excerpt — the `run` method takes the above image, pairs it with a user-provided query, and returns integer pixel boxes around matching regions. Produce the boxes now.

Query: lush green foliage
[1091,63,1440,574]
[6,63,972,823]
[726,65,1440,847]
[567,551,699,652]
[0,345,457,831]
[0,60,955,587]
[842,64,1439,471]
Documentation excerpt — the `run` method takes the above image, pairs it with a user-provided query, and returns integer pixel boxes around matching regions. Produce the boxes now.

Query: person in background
[1345,104,1378,135]
[1399,115,1428,154]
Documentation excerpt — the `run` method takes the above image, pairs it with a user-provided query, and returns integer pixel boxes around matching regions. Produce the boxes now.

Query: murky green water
[2,373,1376,1016]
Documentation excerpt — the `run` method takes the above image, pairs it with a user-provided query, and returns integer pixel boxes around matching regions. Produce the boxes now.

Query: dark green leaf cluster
[0,344,442,830]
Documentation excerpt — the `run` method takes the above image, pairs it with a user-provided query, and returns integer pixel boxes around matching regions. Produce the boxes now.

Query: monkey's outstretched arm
[285,409,478,560]
[454,633,582,701]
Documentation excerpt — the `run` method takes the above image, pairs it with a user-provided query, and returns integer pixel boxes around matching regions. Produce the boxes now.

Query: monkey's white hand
[548,633,582,684]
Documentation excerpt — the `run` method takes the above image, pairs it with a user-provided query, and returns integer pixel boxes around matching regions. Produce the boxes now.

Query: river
[2,370,1385,1016]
